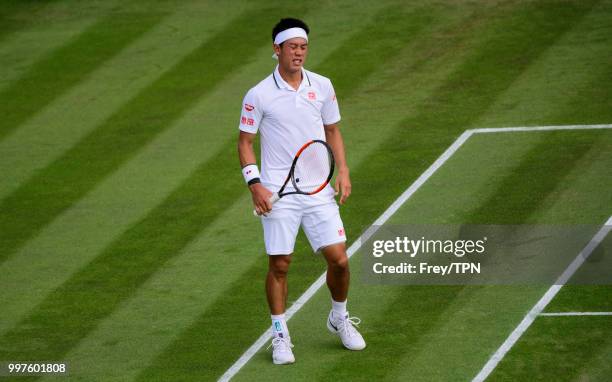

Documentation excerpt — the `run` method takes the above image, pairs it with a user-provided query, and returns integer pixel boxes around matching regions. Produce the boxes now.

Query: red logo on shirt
[338,228,345,236]
[241,117,255,126]
[308,91,316,100]
[244,103,254,111]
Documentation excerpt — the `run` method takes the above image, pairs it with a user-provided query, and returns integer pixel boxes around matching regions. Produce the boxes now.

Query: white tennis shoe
[268,336,295,365]
[327,311,366,350]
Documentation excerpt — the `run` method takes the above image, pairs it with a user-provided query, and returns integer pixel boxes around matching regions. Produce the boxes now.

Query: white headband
[273,27,308,45]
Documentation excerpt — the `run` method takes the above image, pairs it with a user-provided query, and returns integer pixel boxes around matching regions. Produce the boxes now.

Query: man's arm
[238,131,273,215]
[324,123,351,204]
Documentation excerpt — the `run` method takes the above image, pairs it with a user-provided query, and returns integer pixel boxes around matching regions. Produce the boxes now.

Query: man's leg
[321,243,366,351]
[266,254,292,314]
[265,255,295,364]
[261,204,301,365]
[321,243,349,302]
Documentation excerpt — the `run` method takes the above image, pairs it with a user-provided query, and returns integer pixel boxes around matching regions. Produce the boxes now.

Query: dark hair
[272,18,309,45]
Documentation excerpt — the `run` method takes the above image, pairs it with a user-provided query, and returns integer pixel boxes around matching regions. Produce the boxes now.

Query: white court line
[219,123,612,382]
[472,123,612,134]
[472,216,612,382]
[540,312,612,316]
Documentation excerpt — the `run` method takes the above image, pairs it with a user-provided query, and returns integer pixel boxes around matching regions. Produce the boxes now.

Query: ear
[273,43,281,56]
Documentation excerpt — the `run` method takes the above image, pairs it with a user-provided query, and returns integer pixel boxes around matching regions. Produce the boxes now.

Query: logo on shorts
[244,103,255,111]
[338,228,345,236]
[308,91,316,100]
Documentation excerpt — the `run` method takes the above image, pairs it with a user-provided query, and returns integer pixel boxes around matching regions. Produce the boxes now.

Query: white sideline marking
[472,123,612,134]
[472,216,612,382]
[219,124,612,382]
[540,312,612,316]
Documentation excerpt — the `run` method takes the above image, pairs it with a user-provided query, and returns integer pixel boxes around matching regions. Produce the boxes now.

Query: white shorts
[261,195,347,255]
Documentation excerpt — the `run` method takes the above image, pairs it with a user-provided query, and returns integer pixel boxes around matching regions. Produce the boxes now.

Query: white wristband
[242,164,260,185]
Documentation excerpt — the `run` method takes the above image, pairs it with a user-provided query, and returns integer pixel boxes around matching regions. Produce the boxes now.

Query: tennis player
[237,18,366,364]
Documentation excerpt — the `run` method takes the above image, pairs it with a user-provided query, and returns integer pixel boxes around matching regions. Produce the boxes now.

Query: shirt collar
[273,65,311,91]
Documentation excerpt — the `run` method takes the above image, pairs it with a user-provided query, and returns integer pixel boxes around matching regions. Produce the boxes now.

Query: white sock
[332,299,347,319]
[271,314,290,339]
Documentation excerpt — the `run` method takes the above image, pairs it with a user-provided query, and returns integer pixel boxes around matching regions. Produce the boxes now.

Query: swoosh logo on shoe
[329,318,338,331]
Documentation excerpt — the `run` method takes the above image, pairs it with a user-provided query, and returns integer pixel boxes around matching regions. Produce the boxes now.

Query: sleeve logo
[241,116,255,126]
[244,104,255,111]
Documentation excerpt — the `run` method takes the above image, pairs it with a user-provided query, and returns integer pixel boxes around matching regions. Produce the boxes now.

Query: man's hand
[334,167,351,205]
[250,183,273,215]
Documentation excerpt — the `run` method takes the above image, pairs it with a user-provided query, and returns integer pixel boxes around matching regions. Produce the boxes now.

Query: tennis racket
[253,139,335,216]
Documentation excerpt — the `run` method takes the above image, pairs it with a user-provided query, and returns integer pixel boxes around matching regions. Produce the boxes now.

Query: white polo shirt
[239,65,340,196]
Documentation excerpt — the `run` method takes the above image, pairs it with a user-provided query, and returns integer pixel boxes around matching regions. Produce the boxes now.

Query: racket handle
[269,192,280,204]
[252,192,280,216]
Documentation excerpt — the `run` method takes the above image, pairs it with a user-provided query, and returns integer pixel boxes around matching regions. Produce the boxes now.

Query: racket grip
[252,192,280,216]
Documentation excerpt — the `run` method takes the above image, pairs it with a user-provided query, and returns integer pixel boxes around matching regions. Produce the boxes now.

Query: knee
[329,255,349,273]
[269,256,291,278]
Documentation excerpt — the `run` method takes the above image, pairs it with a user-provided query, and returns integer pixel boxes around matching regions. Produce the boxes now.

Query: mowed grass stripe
[42,195,264,381]
[393,0,612,227]
[341,0,599,234]
[489,316,612,381]
[0,2,306,371]
[0,0,70,42]
[0,1,246,201]
[0,10,167,142]
[465,131,604,224]
[235,1,601,380]
[314,4,435,99]
[131,5,441,381]
[542,0,612,126]
[0,2,117,90]
[0,8,276,262]
[0,141,250,364]
[0,1,120,43]
[0,1,255,335]
[474,0,612,128]
[556,61,612,124]
[386,133,550,225]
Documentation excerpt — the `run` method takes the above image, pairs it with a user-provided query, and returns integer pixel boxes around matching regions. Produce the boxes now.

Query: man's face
[274,37,308,73]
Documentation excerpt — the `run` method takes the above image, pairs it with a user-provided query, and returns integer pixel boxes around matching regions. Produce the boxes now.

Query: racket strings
[292,142,332,194]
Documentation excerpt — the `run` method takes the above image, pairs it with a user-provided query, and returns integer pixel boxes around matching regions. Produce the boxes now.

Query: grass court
[0,1,611,380]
